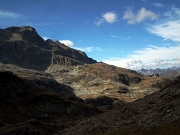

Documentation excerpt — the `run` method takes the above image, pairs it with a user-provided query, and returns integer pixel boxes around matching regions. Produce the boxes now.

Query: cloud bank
[123,7,158,24]
[104,45,180,70]
[95,12,118,26]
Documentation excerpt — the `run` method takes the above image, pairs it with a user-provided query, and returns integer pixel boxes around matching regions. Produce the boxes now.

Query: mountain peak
[0,26,96,70]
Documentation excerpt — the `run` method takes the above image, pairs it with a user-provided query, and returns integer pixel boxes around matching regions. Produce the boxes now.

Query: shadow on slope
[0,71,102,135]
[60,75,180,135]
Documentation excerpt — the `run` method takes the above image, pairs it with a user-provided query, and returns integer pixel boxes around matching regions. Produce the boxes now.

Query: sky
[0,0,180,70]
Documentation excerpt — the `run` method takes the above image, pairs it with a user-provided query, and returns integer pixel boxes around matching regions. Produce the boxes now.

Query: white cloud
[123,7,158,24]
[59,40,74,47]
[151,2,164,8]
[74,47,104,52]
[0,10,23,19]
[103,45,180,70]
[147,20,180,42]
[103,12,118,23]
[147,7,180,42]
[42,37,50,40]
[111,35,119,38]
[95,12,118,26]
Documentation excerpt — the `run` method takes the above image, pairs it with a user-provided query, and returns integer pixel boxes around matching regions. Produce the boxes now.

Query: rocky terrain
[0,63,75,96]
[0,26,171,103]
[47,63,170,102]
[0,26,96,71]
[0,26,179,135]
[0,71,102,135]
[160,69,180,78]
[60,75,180,135]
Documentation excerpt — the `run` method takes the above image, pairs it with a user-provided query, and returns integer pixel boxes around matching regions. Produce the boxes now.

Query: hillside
[137,68,180,78]
[47,62,170,102]
[0,26,178,135]
[0,26,96,71]
[60,75,180,135]
[160,69,180,78]
[0,71,102,135]
[0,26,171,103]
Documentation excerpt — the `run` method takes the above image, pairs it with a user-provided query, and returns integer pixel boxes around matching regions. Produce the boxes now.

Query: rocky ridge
[0,26,96,71]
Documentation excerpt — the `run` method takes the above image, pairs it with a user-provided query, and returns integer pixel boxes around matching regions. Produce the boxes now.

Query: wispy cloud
[151,2,164,8]
[0,10,53,27]
[123,7,158,24]
[59,40,74,47]
[95,12,118,26]
[0,10,23,19]
[111,35,119,38]
[146,7,180,42]
[103,45,180,69]
[74,46,104,52]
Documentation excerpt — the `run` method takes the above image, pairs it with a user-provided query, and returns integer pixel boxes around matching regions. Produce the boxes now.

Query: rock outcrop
[47,39,96,66]
[0,26,96,71]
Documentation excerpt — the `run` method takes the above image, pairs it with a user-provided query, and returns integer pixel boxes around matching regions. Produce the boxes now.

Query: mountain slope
[0,26,96,71]
[0,71,102,135]
[137,67,180,78]
[60,75,180,135]
[0,26,171,105]
[160,69,180,78]
[0,26,177,135]
[47,62,171,102]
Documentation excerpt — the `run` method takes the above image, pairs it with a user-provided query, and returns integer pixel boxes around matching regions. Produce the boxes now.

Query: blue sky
[0,0,180,69]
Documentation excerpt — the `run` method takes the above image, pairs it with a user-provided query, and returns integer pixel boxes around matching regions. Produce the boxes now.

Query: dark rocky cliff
[0,26,96,70]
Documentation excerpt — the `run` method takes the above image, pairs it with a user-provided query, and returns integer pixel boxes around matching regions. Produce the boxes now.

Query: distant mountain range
[137,67,180,78]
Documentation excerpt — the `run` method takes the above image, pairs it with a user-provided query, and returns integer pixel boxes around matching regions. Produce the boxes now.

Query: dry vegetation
[47,62,171,102]
[59,76,180,135]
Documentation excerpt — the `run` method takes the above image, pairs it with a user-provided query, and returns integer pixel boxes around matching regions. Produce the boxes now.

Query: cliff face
[0,26,96,70]
[47,39,96,66]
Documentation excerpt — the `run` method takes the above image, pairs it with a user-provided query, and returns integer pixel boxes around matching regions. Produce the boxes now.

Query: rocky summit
[0,26,96,71]
[0,26,180,135]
